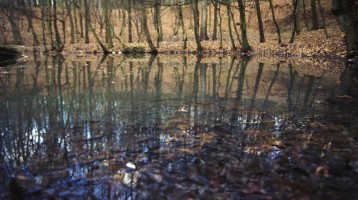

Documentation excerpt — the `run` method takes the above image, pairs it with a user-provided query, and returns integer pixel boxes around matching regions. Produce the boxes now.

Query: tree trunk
[200,0,209,40]
[193,0,203,51]
[40,0,48,51]
[154,0,163,45]
[141,1,158,53]
[311,0,319,30]
[237,0,250,52]
[78,0,84,39]
[84,0,90,43]
[212,0,218,40]
[128,0,133,43]
[269,0,281,43]
[53,0,64,52]
[88,22,110,53]
[229,8,242,44]
[301,0,309,30]
[8,9,23,45]
[178,1,187,50]
[254,0,265,43]
[332,0,358,57]
[226,3,236,50]
[103,0,113,48]
[65,0,75,44]
[317,0,328,37]
[289,0,299,43]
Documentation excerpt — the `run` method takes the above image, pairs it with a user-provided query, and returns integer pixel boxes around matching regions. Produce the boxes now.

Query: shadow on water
[0,54,357,199]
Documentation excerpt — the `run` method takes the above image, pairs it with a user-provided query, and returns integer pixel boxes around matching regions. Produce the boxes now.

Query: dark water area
[0,54,357,199]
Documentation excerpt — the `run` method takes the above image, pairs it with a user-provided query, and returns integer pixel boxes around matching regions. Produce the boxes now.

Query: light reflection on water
[0,54,347,198]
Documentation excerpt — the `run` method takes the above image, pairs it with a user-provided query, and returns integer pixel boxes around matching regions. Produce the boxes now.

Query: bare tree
[237,0,250,52]
[254,0,265,43]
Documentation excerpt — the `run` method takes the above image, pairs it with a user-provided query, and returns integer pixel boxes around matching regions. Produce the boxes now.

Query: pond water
[0,54,357,199]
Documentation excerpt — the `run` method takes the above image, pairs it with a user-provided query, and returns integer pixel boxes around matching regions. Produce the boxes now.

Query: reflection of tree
[287,63,297,112]
[262,63,280,110]
[0,55,342,199]
[225,57,238,98]
[246,62,264,129]
[236,56,250,102]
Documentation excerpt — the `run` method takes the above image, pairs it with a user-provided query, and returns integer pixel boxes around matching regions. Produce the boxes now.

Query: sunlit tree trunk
[103,0,113,48]
[128,0,133,43]
[254,0,265,43]
[200,0,209,40]
[212,0,218,40]
[237,0,250,52]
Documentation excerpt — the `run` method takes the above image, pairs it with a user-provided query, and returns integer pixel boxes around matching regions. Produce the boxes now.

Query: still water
[0,54,357,199]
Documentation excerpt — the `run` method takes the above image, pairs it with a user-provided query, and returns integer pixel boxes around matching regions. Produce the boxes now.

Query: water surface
[0,54,357,199]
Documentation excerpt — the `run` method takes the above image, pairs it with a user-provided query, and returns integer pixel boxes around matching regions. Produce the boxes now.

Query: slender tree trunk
[311,0,319,30]
[301,0,309,30]
[317,0,328,37]
[154,0,163,45]
[200,0,209,40]
[212,0,218,40]
[103,0,113,48]
[193,0,203,51]
[289,0,299,43]
[46,0,55,49]
[53,0,64,52]
[22,0,39,45]
[65,0,76,44]
[84,0,90,43]
[269,0,281,43]
[178,1,187,50]
[226,3,236,50]
[7,8,23,45]
[218,5,223,48]
[237,0,250,52]
[229,7,241,44]
[78,0,84,39]
[40,0,48,51]
[254,0,265,43]
[88,22,110,53]
[120,9,126,42]
[141,1,158,53]
[128,0,133,43]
